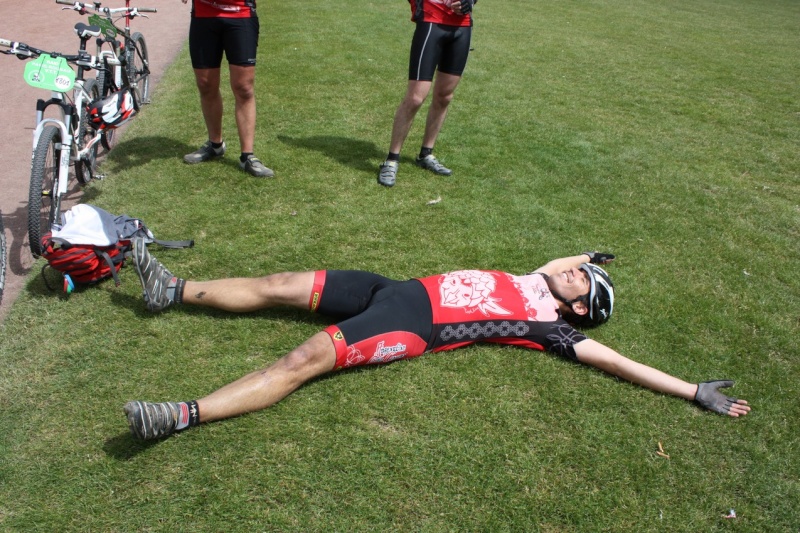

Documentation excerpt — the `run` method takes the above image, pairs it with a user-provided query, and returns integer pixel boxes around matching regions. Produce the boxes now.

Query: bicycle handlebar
[0,38,112,69]
[55,1,157,16]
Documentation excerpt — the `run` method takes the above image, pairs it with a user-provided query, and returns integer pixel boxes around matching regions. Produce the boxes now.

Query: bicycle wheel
[0,211,6,305]
[126,32,150,105]
[28,126,63,258]
[75,78,101,185]
[96,64,117,151]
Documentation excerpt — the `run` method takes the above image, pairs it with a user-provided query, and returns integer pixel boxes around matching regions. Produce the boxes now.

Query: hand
[694,380,751,417]
[582,251,615,265]
[451,0,474,15]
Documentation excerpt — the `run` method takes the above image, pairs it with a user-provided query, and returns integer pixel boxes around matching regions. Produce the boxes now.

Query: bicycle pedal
[94,174,107,180]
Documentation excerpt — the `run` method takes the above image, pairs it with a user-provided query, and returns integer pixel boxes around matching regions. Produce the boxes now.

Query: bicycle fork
[31,105,73,202]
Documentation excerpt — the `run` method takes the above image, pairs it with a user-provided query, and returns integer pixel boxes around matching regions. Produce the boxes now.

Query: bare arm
[574,339,751,417]
[533,254,592,276]
[533,251,615,276]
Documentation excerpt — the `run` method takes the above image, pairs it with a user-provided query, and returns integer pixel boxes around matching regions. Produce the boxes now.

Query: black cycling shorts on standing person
[189,16,260,68]
[408,22,472,81]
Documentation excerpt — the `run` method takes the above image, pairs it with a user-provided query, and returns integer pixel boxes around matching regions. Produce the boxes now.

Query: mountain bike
[1,29,114,257]
[57,0,156,105]
[58,0,156,151]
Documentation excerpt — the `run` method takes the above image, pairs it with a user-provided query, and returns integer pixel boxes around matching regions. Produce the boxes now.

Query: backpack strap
[152,238,194,249]
[97,249,122,286]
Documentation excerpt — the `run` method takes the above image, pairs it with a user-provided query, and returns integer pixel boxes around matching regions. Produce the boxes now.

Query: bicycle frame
[26,24,114,194]
[57,0,156,101]
[1,32,111,254]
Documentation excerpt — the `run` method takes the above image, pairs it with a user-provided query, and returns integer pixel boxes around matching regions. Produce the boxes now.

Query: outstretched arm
[533,251,615,276]
[574,339,751,417]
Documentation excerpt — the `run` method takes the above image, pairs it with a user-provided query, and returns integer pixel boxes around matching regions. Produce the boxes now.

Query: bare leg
[194,68,224,143]
[388,80,433,154]
[197,331,337,422]
[183,271,316,313]
[229,64,256,154]
[421,72,461,149]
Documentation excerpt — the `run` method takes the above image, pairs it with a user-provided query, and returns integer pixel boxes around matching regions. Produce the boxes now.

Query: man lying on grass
[124,238,750,439]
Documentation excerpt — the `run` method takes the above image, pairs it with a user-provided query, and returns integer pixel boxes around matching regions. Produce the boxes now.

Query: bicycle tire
[0,211,6,305]
[96,63,117,151]
[127,32,150,105]
[75,78,101,185]
[28,126,62,258]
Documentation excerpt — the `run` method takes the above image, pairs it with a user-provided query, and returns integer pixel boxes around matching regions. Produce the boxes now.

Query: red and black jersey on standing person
[193,0,256,18]
[409,0,475,27]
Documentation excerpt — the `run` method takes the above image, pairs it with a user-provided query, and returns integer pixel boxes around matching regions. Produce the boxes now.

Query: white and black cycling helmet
[578,263,614,326]
[88,88,137,130]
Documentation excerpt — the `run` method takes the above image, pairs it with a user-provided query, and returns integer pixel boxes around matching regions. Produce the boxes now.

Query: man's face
[548,266,592,303]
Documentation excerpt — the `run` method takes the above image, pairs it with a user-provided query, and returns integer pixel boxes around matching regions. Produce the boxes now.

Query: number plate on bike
[23,55,76,92]
[88,14,117,39]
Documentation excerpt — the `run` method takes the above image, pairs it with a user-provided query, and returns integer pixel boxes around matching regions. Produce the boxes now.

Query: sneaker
[124,401,181,440]
[132,236,176,312]
[378,160,399,187]
[184,140,226,164]
[415,154,452,176]
[239,155,275,178]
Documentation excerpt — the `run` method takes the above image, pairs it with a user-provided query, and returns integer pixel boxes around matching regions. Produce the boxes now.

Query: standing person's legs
[229,63,273,177]
[229,65,256,154]
[224,16,273,177]
[185,17,227,163]
[378,80,432,187]
[411,72,461,176]
[413,23,471,177]
[421,72,461,150]
[388,80,434,155]
[195,68,224,144]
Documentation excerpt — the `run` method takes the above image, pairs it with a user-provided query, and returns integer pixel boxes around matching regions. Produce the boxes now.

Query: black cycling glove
[695,380,739,415]
[458,0,474,14]
[582,251,615,265]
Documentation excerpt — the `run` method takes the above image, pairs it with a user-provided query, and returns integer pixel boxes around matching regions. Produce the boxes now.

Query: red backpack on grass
[40,204,193,292]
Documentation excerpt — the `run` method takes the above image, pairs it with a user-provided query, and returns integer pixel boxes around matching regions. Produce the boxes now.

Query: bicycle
[58,1,156,151]
[57,0,156,107]
[1,30,117,257]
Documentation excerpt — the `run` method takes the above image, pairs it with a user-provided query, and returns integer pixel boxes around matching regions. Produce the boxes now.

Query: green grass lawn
[1,0,798,530]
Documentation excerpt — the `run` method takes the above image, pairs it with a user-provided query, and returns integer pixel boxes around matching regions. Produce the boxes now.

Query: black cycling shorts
[408,22,472,81]
[189,16,260,68]
[312,270,434,369]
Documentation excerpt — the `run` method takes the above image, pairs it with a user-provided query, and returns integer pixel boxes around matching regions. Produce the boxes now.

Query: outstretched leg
[181,272,314,312]
[132,237,315,313]
[124,331,337,439]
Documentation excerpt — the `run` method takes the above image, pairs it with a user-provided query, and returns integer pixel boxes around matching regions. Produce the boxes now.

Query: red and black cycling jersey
[417,270,587,360]
[409,0,474,27]
[193,0,256,18]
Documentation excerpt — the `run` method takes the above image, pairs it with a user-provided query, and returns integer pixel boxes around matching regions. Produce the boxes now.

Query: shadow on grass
[104,135,196,172]
[277,135,393,173]
[104,432,162,460]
